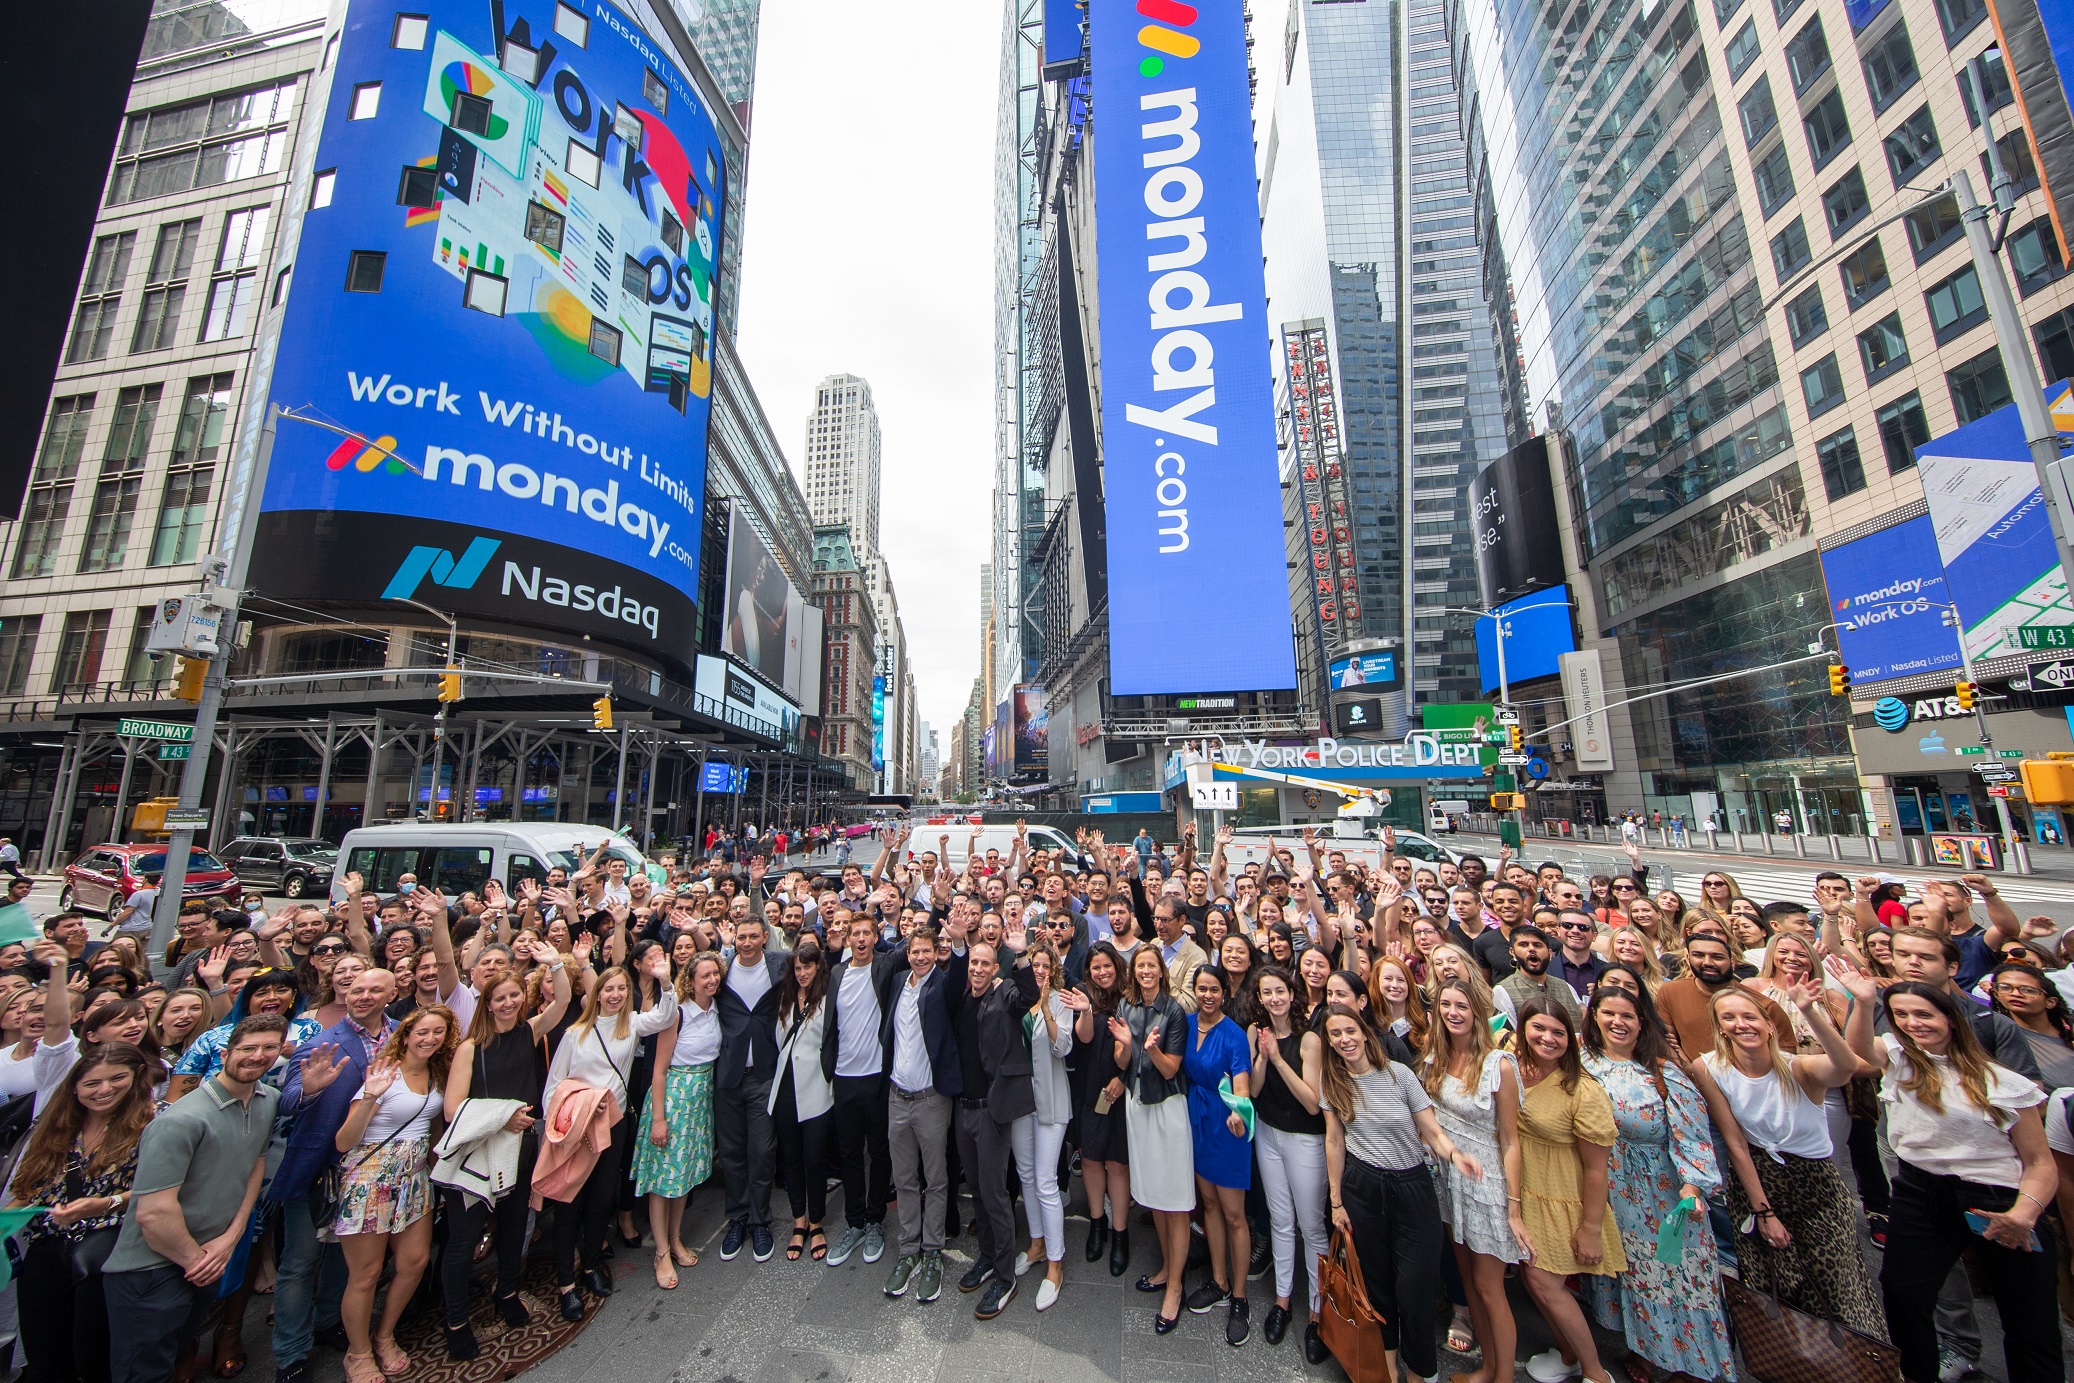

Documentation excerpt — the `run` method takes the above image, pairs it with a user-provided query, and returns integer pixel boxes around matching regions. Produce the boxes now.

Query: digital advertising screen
[1468,435,1566,606]
[721,511,805,699]
[1474,587,1576,693]
[1089,0,1296,695]
[1328,649,1400,691]
[1816,513,1962,683]
[252,0,726,673]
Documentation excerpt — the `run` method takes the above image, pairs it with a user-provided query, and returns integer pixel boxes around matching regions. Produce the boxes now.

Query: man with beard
[1654,931,1791,1056]
[1497,924,1581,1026]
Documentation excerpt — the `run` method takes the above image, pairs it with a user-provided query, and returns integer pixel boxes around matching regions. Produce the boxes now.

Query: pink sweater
[530,1079,622,1206]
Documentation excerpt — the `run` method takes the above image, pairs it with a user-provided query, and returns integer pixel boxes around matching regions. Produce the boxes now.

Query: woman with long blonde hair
[1690,870,1745,924]
[1604,924,1665,994]
[635,950,723,1283]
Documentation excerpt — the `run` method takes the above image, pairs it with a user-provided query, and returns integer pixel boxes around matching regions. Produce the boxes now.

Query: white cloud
[734,0,999,738]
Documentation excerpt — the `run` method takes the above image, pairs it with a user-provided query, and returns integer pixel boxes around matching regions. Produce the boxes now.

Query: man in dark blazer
[714,914,792,1262]
[269,968,398,1381]
[819,911,905,1266]
[953,929,1039,1319]
[879,911,972,1304]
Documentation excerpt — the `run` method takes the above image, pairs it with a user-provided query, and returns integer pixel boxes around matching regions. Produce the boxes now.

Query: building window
[2036,307,2074,384]
[2008,218,2065,290]
[1774,0,1803,23]
[1804,89,1852,168]
[348,83,381,120]
[14,396,92,579]
[1754,144,1797,216]
[1904,193,1963,261]
[0,617,40,697]
[1876,391,1930,472]
[524,201,566,252]
[80,384,160,575]
[1816,426,1867,500]
[1858,311,1909,381]
[1822,166,1870,239]
[1982,129,2038,194]
[1802,353,1846,416]
[152,373,231,566]
[587,319,621,364]
[49,610,111,692]
[1923,263,1987,343]
[1786,17,1831,93]
[1948,348,2012,423]
[1739,77,1779,147]
[642,67,669,114]
[1957,46,2012,127]
[200,272,254,341]
[345,250,386,293]
[1884,104,1940,185]
[463,268,508,316]
[449,90,491,135]
[1934,0,1985,43]
[397,164,439,208]
[1839,236,1889,306]
[1771,218,1812,281]
[391,13,428,48]
[107,82,294,206]
[1862,22,1919,112]
[620,255,650,298]
[565,140,601,188]
[131,218,200,353]
[1785,284,1829,345]
[66,232,135,364]
[311,168,336,208]
[1726,20,1761,77]
[554,2,589,45]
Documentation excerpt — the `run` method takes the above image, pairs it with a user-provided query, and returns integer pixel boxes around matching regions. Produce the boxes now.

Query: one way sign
[2027,660,2074,690]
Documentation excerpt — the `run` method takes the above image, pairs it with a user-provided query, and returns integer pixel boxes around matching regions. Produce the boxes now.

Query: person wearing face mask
[437,940,570,1360]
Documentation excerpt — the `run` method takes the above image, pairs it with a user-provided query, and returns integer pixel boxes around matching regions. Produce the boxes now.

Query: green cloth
[0,1207,44,1289]
[0,902,37,950]
[1655,1195,1697,1264]
[1217,1074,1255,1140]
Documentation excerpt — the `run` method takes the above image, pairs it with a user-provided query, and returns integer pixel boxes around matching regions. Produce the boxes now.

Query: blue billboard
[253,0,725,673]
[1475,588,1576,693]
[1817,514,1963,683]
[1328,650,1400,691]
[698,761,749,793]
[1090,0,1296,695]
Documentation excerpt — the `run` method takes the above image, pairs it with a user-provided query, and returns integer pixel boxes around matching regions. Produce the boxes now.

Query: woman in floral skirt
[635,951,721,1284]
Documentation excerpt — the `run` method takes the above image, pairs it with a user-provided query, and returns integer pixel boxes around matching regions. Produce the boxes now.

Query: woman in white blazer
[768,938,834,1260]
[1016,942,1079,1309]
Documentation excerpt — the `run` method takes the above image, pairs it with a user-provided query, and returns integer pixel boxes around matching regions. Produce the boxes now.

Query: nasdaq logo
[382,536,502,600]
[1873,697,1910,732]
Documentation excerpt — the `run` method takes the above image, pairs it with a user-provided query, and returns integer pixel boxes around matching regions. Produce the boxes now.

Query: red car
[59,843,241,917]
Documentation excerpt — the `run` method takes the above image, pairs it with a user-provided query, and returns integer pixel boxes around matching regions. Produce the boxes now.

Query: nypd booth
[1165,735,1490,830]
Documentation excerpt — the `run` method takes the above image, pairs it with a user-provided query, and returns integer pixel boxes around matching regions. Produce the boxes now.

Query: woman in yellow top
[1511,996,1623,1383]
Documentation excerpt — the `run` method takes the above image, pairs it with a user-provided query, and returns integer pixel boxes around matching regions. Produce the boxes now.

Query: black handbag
[61,1166,119,1283]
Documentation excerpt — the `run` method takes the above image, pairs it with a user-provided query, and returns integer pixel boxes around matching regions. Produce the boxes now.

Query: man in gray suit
[952,932,1039,1320]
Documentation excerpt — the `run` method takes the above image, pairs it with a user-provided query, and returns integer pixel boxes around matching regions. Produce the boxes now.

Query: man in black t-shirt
[1444,886,1514,981]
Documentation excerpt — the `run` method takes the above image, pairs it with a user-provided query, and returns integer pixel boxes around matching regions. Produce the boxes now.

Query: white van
[900,820,1081,874]
[330,823,651,903]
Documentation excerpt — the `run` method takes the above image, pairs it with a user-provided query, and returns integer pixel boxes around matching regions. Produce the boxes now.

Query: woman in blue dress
[1579,973,1736,1383]
[1184,965,1258,1346]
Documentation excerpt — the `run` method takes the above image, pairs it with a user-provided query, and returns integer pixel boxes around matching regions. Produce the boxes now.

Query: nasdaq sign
[1090,0,1295,695]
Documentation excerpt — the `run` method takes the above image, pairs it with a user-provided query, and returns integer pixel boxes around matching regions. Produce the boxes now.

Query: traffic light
[1507,724,1524,753]
[437,668,462,702]
[2019,754,2074,805]
[1488,791,1525,811]
[1827,662,1850,697]
[1954,679,1976,711]
[173,657,206,702]
[591,696,613,731]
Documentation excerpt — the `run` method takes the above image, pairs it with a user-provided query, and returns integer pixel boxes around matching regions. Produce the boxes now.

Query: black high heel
[1109,1227,1130,1277]
[1085,1221,1108,1263]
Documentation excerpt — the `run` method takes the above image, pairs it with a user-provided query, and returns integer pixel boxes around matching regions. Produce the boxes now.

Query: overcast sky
[733,0,1000,743]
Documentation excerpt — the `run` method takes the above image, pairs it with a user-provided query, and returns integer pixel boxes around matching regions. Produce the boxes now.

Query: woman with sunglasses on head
[1073,942,1133,1276]
[1987,962,2074,1092]
[634,950,721,1283]
[768,940,834,1264]
[1578,978,1734,1383]
[1837,970,2061,1383]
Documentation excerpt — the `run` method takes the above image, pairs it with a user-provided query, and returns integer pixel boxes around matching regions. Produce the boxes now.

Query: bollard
[1907,836,1925,868]
[1792,832,1808,859]
[2010,839,2033,876]
[1764,829,1777,855]
[1827,835,1842,861]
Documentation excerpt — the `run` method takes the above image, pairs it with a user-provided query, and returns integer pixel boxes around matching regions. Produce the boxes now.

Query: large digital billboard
[1329,649,1401,692]
[721,510,806,700]
[253,0,725,673]
[1474,587,1576,693]
[1917,380,2074,666]
[1089,0,1296,695]
[1014,685,1049,775]
[693,654,798,743]
[1816,513,1963,683]
[1469,435,1567,605]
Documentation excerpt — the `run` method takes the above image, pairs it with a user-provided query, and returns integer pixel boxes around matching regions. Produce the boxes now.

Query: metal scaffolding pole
[110,741,141,846]
[611,725,629,833]
[362,713,384,830]
[311,715,336,838]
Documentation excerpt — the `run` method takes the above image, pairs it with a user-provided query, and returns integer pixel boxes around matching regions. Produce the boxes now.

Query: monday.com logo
[383,537,662,639]
[1133,0,1201,75]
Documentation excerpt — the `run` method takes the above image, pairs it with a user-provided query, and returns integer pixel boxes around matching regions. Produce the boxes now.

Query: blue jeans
[272,1189,346,1366]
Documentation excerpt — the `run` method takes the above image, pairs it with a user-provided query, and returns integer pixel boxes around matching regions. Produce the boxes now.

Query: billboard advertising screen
[253,0,726,673]
[871,674,886,775]
[1469,436,1566,605]
[1916,380,2074,666]
[693,654,798,743]
[1013,685,1048,775]
[721,511,806,699]
[1475,587,1576,693]
[1328,649,1401,692]
[1817,512,1963,683]
[1089,0,1296,696]
[697,760,748,793]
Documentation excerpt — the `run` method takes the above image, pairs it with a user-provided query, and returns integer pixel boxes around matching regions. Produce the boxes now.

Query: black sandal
[809,1228,828,1261]
[785,1228,807,1262]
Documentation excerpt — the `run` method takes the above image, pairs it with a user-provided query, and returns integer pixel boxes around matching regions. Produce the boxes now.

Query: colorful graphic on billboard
[721,511,806,700]
[254,0,725,672]
[1014,685,1049,776]
[1089,0,1296,695]
[1916,381,2074,668]
[1474,587,1576,694]
[872,675,886,776]
[698,760,749,793]
[1816,512,1963,683]
[1328,650,1401,691]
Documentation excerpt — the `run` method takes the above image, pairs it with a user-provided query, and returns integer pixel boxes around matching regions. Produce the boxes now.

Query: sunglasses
[1612,883,1636,893]
[1704,880,1729,889]
[312,943,348,956]
[1560,921,1595,931]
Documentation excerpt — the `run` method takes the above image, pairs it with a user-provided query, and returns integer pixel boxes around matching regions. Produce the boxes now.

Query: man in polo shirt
[104,1014,285,1383]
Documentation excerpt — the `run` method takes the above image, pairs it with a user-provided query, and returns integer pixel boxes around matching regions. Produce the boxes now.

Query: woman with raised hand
[1248,965,1328,1359]
[1320,1002,1477,1383]
[1072,942,1132,1276]
[1840,971,2061,1383]
[1014,941,1077,1309]
[1421,978,1525,1383]
[1578,982,1734,1383]
[438,937,570,1360]
[334,1005,458,1383]
[1511,998,1623,1383]
[1113,944,1192,1332]
[635,950,721,1284]
[6,1042,156,1383]
[769,940,833,1264]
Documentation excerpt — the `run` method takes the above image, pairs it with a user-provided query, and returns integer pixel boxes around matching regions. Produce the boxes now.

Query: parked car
[59,843,241,917]
[216,836,338,899]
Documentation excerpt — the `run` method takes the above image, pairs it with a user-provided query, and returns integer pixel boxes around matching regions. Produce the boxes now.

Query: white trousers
[1010,1114,1069,1262]
[1256,1121,1329,1312]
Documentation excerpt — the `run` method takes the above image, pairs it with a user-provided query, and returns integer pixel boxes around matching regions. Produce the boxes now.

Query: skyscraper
[802,373,883,561]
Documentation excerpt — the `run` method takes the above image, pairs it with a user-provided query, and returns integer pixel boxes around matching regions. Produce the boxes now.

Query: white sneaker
[1035,1277,1060,1311]
[1014,1250,1032,1277]
[1526,1349,1583,1383]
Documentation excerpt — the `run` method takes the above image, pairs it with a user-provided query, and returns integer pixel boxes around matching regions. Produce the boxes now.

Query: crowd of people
[0,819,2067,1383]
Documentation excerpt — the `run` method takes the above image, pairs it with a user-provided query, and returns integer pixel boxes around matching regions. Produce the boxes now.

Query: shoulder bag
[1315,1226,1389,1383]
[1722,1275,1898,1383]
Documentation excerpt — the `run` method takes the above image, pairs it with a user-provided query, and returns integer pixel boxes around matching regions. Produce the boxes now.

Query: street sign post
[157,743,191,762]
[1972,764,2018,783]
[2018,623,2074,651]
[1958,745,1987,756]
[117,718,193,742]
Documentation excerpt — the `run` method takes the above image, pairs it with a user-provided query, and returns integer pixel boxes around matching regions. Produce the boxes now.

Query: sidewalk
[1451,825,2074,882]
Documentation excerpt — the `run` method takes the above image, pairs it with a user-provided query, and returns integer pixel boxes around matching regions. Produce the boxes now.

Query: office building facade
[803,373,883,563]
